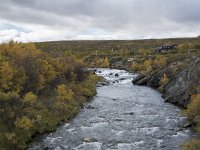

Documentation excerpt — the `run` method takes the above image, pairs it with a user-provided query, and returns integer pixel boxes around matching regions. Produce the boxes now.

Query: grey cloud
[0,0,199,41]
[1,0,200,25]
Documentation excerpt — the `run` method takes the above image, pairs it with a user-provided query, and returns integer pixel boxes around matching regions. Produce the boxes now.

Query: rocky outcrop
[133,74,160,86]
[132,58,200,108]
[132,74,145,84]
[162,58,200,107]
[134,76,149,85]
[132,66,169,87]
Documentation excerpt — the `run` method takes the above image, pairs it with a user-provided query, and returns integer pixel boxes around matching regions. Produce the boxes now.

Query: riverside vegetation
[0,41,100,149]
[0,38,199,149]
[36,38,200,150]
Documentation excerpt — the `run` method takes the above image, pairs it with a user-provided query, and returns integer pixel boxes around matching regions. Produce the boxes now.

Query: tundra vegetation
[0,41,100,149]
[36,38,200,150]
[0,38,200,149]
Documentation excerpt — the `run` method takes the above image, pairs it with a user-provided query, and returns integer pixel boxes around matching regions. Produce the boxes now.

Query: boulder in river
[83,137,98,143]
[182,121,193,128]
[123,112,134,115]
[132,74,145,84]
[119,78,126,81]
[114,118,124,121]
[115,73,119,77]
[112,98,118,101]
[135,76,149,85]
[85,105,97,109]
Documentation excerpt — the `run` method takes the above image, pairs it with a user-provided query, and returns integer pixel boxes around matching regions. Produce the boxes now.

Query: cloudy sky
[0,0,200,42]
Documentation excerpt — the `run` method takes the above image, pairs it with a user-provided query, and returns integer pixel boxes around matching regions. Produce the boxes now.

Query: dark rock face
[147,66,170,88]
[132,74,145,84]
[147,75,161,88]
[132,68,167,87]
[134,76,149,85]
[162,58,200,107]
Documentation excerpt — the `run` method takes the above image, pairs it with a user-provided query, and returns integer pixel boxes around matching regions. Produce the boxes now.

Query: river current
[29,68,193,150]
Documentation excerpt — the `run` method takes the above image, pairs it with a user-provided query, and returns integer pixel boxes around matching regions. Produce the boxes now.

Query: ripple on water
[28,68,194,150]
[117,141,145,149]
[74,142,102,150]
[45,136,62,144]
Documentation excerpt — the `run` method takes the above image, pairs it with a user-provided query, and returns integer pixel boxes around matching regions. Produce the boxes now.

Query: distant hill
[197,35,200,38]
[35,37,200,53]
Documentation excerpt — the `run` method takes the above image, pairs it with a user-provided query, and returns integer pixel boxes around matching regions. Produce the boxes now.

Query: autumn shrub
[131,62,143,72]
[160,73,169,86]
[0,42,99,149]
[23,92,37,104]
[143,59,153,74]
[178,44,189,53]
[185,94,200,119]
[153,55,167,68]
[183,85,200,148]
[183,139,200,150]
[92,57,110,68]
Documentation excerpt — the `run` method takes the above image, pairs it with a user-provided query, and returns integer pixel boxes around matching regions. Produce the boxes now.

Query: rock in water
[83,137,97,143]
[115,73,119,77]
[123,112,134,115]
[182,121,193,128]
[85,105,97,109]
[109,73,113,75]
[163,58,200,107]
[132,74,145,84]
[135,76,149,85]
[119,78,125,81]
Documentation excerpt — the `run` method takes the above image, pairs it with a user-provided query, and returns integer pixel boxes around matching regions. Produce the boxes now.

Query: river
[29,68,193,150]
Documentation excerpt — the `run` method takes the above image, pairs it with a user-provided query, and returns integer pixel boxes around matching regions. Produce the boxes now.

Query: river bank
[29,68,194,150]
[131,58,200,108]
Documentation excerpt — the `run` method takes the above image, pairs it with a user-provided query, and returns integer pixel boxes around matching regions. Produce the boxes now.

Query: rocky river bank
[132,58,200,108]
[29,68,195,150]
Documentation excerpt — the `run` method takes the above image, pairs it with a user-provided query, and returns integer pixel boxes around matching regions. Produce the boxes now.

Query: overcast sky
[0,0,200,42]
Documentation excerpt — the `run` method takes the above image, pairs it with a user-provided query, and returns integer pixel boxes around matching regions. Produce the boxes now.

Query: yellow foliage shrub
[0,61,14,91]
[178,44,189,53]
[0,41,96,149]
[103,57,110,67]
[56,84,74,101]
[143,60,153,73]
[5,132,16,144]
[15,116,33,130]
[153,55,167,68]
[23,92,37,104]
[131,63,143,71]
[160,73,169,86]
[95,57,110,67]
[186,94,200,119]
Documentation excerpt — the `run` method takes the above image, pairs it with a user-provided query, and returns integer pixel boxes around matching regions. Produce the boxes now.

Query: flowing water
[29,68,194,150]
